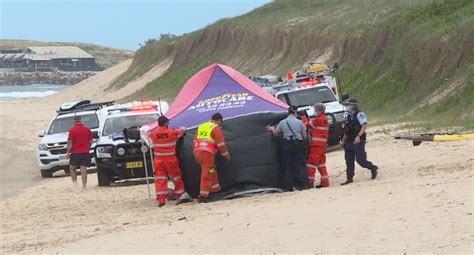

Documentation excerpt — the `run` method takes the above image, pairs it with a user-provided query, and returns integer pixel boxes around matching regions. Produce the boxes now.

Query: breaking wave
[0,84,67,99]
[0,90,58,99]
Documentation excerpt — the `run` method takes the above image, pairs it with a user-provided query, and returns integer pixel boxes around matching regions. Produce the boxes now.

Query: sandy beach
[0,58,172,198]
[0,60,473,254]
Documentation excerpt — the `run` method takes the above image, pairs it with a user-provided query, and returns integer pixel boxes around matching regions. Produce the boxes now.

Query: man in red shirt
[66,115,92,190]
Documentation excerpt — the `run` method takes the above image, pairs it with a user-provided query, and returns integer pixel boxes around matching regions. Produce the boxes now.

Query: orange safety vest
[194,122,219,154]
[149,126,183,157]
[308,114,329,147]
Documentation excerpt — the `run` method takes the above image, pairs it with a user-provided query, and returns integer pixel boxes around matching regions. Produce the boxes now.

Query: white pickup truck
[265,73,348,146]
[94,101,169,186]
[36,100,113,177]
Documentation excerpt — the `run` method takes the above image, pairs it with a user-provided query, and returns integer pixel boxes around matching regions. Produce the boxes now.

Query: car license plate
[126,161,143,169]
[59,155,67,160]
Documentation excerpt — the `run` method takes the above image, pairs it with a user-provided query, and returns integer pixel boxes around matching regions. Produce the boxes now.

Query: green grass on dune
[123,58,211,102]
[114,0,473,129]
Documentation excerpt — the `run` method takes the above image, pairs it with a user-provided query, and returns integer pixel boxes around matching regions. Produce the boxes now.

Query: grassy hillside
[115,0,473,129]
[0,39,134,69]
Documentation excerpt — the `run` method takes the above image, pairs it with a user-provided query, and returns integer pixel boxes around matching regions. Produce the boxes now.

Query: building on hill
[0,48,22,54]
[0,46,104,72]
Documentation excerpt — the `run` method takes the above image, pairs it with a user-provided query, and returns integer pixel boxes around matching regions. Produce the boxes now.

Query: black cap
[211,112,223,122]
[73,115,82,122]
[158,116,169,126]
[347,98,359,105]
[288,106,298,114]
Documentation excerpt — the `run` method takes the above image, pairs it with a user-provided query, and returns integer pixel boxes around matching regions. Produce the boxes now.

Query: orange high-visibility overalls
[148,126,185,204]
[193,121,229,198]
[303,114,330,187]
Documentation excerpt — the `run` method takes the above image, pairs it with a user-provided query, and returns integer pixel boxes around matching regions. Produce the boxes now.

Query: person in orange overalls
[287,70,294,81]
[193,113,230,202]
[287,70,295,85]
[148,116,186,207]
[302,103,330,188]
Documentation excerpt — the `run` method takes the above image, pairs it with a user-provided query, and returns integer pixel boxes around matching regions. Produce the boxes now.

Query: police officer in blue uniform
[341,99,378,185]
[266,106,310,191]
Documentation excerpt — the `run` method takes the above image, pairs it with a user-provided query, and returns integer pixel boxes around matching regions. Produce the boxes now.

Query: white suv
[36,101,113,178]
[94,101,169,186]
[272,83,348,146]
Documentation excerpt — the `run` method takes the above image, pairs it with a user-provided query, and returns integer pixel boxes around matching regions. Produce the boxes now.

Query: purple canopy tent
[146,63,290,199]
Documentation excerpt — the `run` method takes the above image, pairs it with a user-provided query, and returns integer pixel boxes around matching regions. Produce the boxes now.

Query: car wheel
[40,169,53,178]
[97,167,111,186]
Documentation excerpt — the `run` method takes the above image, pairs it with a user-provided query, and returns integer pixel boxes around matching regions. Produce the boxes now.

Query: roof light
[131,101,158,111]
[132,105,157,111]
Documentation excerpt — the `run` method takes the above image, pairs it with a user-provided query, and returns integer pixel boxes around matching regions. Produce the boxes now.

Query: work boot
[167,188,176,201]
[340,180,353,186]
[198,197,211,203]
[176,192,193,205]
[371,165,378,180]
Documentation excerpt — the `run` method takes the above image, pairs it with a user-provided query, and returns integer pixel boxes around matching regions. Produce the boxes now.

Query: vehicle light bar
[131,101,158,111]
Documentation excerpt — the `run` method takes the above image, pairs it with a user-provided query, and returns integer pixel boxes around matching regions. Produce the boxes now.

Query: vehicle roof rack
[272,79,331,92]
[57,101,115,115]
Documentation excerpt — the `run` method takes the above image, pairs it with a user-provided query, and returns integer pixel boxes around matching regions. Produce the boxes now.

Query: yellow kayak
[433,134,474,142]
[394,133,474,146]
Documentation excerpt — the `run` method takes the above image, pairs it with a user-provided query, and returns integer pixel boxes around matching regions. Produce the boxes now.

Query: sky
[0,0,271,51]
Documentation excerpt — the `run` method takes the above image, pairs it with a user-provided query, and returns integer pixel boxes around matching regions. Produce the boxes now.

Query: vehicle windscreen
[277,86,337,107]
[263,76,282,85]
[252,76,282,87]
[251,77,267,86]
[47,114,99,134]
[102,114,160,136]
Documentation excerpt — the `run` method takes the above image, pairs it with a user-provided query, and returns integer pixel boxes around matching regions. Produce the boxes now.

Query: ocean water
[0,84,67,100]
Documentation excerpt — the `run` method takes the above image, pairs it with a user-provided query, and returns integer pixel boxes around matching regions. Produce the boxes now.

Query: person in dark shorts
[66,115,92,190]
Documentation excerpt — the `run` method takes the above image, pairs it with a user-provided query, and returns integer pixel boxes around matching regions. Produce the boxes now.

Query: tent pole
[141,139,152,201]
[158,97,163,116]
[148,139,158,200]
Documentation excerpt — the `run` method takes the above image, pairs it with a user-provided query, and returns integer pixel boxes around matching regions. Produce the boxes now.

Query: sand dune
[40,57,173,103]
